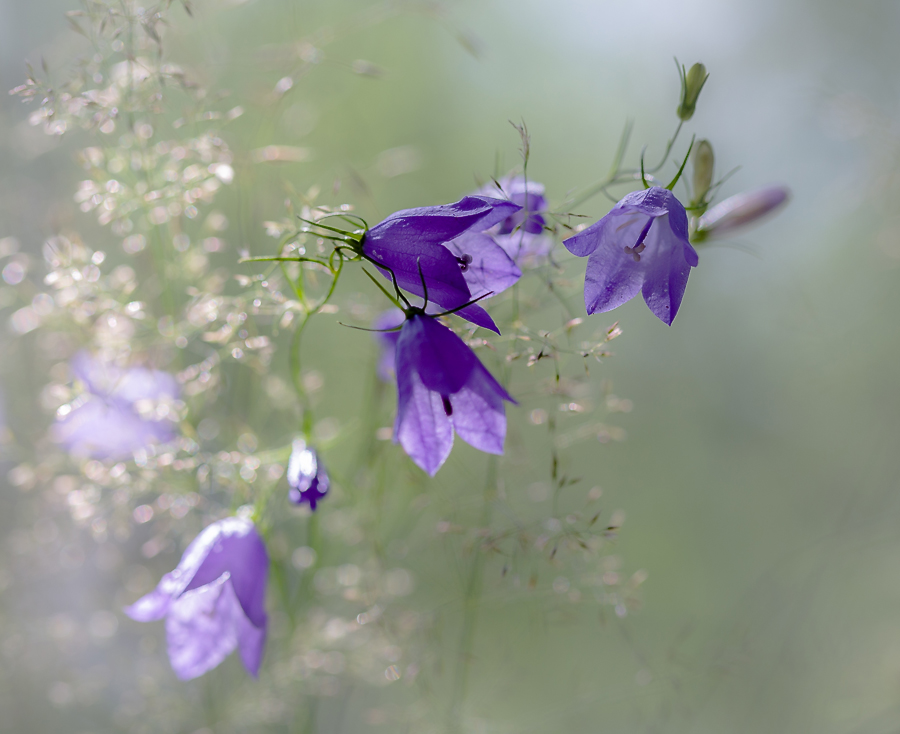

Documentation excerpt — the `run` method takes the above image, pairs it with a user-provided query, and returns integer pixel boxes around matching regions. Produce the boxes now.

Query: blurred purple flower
[393,313,515,476]
[564,187,699,325]
[475,176,554,266]
[696,185,790,239]
[372,308,405,382]
[52,351,179,459]
[287,438,330,510]
[124,516,268,681]
[362,196,521,333]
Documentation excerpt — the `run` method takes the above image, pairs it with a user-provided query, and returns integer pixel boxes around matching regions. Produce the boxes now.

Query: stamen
[457,253,473,273]
[441,395,453,416]
[623,217,654,262]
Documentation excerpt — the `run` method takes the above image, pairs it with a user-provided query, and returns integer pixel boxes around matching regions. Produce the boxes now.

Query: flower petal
[639,223,694,325]
[123,587,173,622]
[393,357,454,476]
[397,314,477,395]
[445,232,521,300]
[165,573,242,681]
[181,517,269,629]
[449,368,509,455]
[237,614,267,678]
[583,244,645,315]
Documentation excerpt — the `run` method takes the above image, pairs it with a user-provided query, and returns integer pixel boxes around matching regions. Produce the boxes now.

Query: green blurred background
[3,0,900,732]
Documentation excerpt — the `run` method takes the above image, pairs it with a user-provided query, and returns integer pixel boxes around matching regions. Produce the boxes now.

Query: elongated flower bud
[691,140,714,207]
[677,63,708,121]
[696,186,790,239]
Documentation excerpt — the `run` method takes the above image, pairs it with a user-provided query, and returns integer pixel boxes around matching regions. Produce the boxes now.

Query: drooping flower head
[695,186,790,241]
[563,187,699,325]
[52,351,179,459]
[287,438,330,510]
[393,312,516,476]
[361,196,521,333]
[474,176,554,266]
[372,308,406,382]
[124,516,268,681]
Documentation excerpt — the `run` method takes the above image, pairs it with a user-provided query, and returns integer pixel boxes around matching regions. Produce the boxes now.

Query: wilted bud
[691,140,714,207]
[287,438,330,510]
[696,186,790,240]
[677,62,708,121]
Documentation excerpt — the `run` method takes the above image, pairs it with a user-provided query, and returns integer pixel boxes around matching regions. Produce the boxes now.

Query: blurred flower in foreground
[474,175,554,266]
[393,313,516,476]
[564,187,699,325]
[695,186,790,241]
[124,517,269,680]
[287,438,330,510]
[372,308,405,382]
[361,196,521,333]
[52,351,179,459]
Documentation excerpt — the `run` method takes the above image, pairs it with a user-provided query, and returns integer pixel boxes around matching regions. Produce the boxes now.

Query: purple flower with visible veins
[52,351,179,459]
[124,517,268,681]
[372,308,405,382]
[362,196,521,333]
[287,438,330,510]
[564,187,699,325]
[393,312,516,476]
[475,176,554,266]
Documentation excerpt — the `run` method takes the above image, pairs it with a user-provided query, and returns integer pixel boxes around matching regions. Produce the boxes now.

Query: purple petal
[52,397,175,460]
[640,244,693,325]
[237,613,267,678]
[373,196,520,241]
[182,517,269,630]
[393,360,454,476]
[397,314,477,395]
[449,367,508,455]
[165,573,242,681]
[123,587,173,622]
[372,309,405,382]
[445,232,521,300]
[494,230,555,266]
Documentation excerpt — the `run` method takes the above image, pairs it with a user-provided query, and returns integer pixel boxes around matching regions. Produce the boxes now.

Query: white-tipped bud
[696,186,790,239]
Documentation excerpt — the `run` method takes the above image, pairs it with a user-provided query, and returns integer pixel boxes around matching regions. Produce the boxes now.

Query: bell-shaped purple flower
[124,516,269,681]
[287,438,329,510]
[563,187,699,325]
[52,351,179,459]
[696,185,790,240]
[475,176,554,266]
[393,313,516,476]
[362,196,521,333]
[372,308,406,382]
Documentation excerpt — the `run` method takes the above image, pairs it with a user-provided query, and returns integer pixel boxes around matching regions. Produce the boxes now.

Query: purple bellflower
[124,516,269,681]
[372,308,406,382]
[393,312,516,476]
[563,187,699,325]
[52,351,179,459]
[361,196,521,333]
[695,185,790,240]
[287,438,330,510]
[474,176,554,266]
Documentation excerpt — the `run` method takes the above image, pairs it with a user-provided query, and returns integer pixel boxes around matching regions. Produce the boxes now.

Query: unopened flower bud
[287,438,330,510]
[696,186,790,239]
[677,62,708,121]
[691,140,714,207]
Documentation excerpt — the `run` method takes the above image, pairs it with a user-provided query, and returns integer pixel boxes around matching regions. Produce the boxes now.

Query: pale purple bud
[697,186,790,239]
